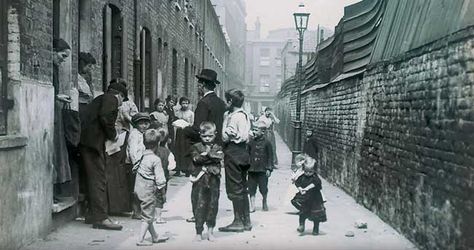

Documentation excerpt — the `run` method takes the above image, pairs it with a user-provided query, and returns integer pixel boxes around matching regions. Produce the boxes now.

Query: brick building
[0,0,230,249]
[211,0,247,90]
[275,0,474,249]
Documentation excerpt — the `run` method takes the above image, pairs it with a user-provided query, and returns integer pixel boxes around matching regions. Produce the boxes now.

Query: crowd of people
[52,38,326,246]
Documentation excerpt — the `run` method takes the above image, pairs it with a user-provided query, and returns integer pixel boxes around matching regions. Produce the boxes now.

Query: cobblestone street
[23,134,417,250]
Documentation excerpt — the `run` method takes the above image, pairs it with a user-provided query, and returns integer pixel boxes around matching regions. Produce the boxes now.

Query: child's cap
[132,112,150,125]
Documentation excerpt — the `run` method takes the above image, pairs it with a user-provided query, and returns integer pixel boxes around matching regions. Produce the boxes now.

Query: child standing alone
[291,154,327,235]
[189,122,224,241]
[247,120,274,212]
[134,129,169,246]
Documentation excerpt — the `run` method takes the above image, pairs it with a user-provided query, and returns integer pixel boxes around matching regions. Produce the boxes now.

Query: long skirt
[174,128,193,173]
[105,132,132,214]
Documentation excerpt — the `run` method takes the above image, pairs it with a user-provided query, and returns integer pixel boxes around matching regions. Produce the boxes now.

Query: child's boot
[262,194,268,211]
[312,222,319,235]
[249,195,256,213]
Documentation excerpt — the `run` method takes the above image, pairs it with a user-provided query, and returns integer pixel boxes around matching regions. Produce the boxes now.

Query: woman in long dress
[173,97,194,177]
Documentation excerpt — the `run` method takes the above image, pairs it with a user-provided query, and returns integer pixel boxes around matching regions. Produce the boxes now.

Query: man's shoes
[92,218,123,231]
[173,171,181,177]
[186,217,195,223]
[297,225,305,233]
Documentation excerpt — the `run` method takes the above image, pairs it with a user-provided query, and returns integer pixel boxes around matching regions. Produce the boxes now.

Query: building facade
[244,24,320,114]
[0,1,229,249]
[211,0,246,90]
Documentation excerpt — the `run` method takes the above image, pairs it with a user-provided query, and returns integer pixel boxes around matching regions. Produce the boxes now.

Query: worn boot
[242,197,252,231]
[218,201,244,232]
[262,194,268,211]
[249,196,256,213]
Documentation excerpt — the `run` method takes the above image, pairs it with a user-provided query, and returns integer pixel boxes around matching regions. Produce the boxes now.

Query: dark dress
[105,132,132,214]
[303,135,318,160]
[292,174,327,222]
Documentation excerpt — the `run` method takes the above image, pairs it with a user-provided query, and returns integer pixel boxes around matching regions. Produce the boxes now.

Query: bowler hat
[132,112,150,125]
[195,69,221,85]
[108,81,129,101]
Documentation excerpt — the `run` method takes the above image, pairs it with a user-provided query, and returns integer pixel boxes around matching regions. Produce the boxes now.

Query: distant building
[244,20,326,114]
[211,0,247,90]
[281,26,333,82]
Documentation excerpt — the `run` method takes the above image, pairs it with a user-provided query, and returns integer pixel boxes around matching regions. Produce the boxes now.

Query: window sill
[0,135,28,150]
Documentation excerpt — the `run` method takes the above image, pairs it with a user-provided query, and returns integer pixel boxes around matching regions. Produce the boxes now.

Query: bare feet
[152,235,169,243]
[193,234,203,242]
[207,232,216,242]
[136,240,152,246]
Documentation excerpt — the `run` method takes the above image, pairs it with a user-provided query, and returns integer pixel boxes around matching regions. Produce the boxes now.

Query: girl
[150,98,169,132]
[173,96,194,177]
[291,154,327,235]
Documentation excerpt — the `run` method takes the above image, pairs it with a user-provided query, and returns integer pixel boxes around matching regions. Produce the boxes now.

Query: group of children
[127,110,327,246]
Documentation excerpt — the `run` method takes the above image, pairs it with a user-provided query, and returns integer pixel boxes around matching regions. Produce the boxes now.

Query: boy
[189,122,224,241]
[127,113,151,219]
[248,120,274,212]
[134,129,169,246]
[153,127,176,224]
[291,154,327,236]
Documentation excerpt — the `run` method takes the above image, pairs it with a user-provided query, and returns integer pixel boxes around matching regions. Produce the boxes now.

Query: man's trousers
[80,146,108,223]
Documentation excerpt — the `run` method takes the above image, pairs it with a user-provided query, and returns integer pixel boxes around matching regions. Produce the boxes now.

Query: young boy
[247,120,274,212]
[134,129,169,246]
[127,113,151,219]
[153,127,176,224]
[291,154,327,236]
[189,122,224,241]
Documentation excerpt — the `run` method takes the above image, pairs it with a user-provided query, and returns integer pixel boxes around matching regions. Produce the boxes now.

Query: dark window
[172,49,178,95]
[135,28,152,111]
[0,0,8,134]
[102,4,123,91]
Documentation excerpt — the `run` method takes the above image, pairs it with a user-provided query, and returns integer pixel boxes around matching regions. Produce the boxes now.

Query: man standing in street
[79,80,128,230]
[184,69,226,223]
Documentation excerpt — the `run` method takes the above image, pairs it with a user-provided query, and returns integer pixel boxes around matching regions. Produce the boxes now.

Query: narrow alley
[23,134,416,250]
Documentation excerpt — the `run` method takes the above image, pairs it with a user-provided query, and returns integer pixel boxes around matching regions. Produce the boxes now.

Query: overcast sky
[245,0,361,37]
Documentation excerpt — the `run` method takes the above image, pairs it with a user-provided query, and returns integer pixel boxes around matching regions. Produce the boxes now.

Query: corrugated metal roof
[342,0,386,74]
[371,0,474,62]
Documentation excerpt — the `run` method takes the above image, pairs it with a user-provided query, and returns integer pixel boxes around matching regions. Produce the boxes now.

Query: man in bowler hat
[184,69,226,223]
[79,78,128,230]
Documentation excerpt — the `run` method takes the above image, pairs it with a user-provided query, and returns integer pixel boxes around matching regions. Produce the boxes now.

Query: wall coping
[0,134,28,150]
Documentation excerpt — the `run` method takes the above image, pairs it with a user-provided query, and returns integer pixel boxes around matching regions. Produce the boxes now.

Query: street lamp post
[292,3,309,166]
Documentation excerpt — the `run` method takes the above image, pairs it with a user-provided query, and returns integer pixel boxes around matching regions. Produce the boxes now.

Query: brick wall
[275,26,474,250]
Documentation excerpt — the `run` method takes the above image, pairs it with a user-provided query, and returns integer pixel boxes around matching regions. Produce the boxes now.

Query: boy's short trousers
[248,172,268,196]
[135,174,157,223]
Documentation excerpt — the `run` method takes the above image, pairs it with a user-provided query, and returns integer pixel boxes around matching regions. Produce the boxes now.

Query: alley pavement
[23,134,417,250]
